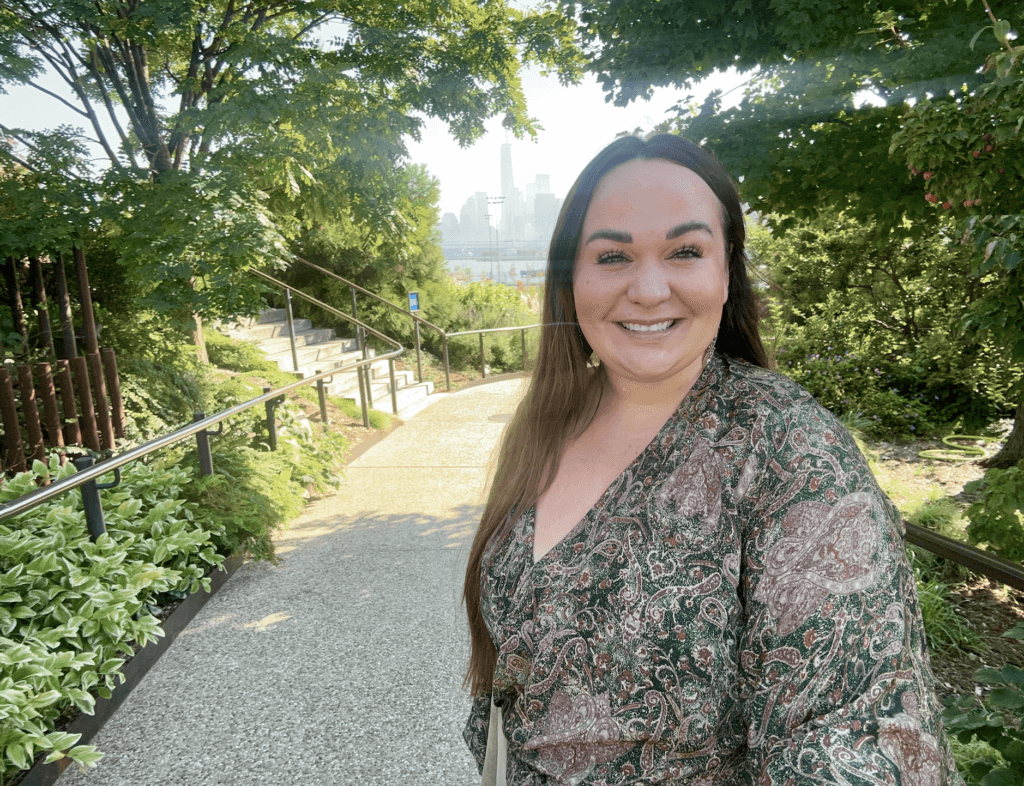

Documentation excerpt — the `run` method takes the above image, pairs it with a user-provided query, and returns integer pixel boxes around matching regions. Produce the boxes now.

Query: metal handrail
[0,274,404,525]
[906,523,1024,591]
[292,256,448,334]
[288,256,542,388]
[446,324,542,338]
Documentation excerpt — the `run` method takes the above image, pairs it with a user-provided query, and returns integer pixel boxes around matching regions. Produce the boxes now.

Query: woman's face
[573,157,729,394]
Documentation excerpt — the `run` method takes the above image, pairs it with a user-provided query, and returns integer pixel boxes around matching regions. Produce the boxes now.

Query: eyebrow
[584,221,715,245]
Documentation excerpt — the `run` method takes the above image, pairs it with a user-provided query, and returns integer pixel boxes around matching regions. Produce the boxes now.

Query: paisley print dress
[464,354,963,786]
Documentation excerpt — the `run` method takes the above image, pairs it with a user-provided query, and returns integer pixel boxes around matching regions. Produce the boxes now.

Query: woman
[463,134,961,785]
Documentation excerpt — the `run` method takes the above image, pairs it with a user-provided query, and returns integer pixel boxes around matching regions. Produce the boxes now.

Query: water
[444,257,547,285]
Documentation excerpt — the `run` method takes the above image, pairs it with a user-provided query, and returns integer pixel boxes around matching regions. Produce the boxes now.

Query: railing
[286,257,541,390]
[0,272,404,535]
[1,267,1022,602]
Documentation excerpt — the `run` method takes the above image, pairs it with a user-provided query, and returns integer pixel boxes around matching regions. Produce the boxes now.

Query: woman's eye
[596,251,629,265]
[670,245,702,259]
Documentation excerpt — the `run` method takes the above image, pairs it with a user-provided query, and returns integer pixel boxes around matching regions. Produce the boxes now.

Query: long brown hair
[463,134,771,695]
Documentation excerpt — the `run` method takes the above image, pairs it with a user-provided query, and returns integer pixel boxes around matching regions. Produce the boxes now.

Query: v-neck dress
[464,354,962,786]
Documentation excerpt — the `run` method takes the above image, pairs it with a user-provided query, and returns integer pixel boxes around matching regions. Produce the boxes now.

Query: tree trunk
[191,314,209,364]
[3,256,28,356]
[983,394,1024,469]
[29,256,55,358]
[53,251,77,361]
[73,245,100,354]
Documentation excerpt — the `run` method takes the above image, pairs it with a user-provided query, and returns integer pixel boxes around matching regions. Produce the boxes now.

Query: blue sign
[408,291,420,312]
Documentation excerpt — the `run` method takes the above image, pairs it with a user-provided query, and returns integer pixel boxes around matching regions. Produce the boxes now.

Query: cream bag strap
[481,698,508,786]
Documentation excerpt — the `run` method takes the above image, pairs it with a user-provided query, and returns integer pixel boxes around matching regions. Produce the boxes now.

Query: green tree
[565,0,1024,451]
[892,1,1024,466]
[0,0,581,346]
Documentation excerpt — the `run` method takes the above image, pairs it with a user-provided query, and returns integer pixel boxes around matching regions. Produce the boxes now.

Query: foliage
[891,0,1024,467]
[913,571,980,654]
[758,207,1020,436]
[417,279,539,372]
[0,0,582,335]
[943,621,1024,786]
[116,355,211,442]
[0,455,222,782]
[204,330,281,376]
[965,462,1024,563]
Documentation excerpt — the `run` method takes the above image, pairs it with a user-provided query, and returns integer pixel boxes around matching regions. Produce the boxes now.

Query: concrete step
[335,377,434,412]
[253,329,347,354]
[217,308,431,414]
[265,342,366,371]
[325,367,415,399]
[224,319,314,341]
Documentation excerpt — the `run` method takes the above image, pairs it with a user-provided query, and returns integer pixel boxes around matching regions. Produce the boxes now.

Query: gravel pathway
[60,379,527,786]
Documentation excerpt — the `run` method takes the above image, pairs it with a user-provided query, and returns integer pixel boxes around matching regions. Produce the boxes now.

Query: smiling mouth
[619,320,677,333]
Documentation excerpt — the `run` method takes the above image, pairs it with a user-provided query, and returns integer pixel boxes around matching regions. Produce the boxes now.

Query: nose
[626,259,671,306]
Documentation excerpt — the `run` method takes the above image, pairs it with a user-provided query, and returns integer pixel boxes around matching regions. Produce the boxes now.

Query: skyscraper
[500,143,514,199]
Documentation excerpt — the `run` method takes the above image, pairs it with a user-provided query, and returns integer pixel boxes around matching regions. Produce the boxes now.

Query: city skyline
[438,140,563,250]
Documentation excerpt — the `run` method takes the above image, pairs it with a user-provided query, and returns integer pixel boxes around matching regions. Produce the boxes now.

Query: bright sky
[408,66,746,217]
[0,59,746,221]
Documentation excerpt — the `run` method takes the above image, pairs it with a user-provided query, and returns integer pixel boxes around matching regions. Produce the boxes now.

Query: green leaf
[981,767,1021,786]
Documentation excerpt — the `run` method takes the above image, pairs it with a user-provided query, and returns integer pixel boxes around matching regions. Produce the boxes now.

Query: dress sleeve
[737,405,964,785]
[464,691,492,774]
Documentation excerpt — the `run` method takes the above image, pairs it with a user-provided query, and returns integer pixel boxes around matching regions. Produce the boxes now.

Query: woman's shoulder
[714,355,857,452]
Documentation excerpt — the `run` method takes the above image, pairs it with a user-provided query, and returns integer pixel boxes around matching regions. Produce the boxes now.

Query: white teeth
[621,320,675,332]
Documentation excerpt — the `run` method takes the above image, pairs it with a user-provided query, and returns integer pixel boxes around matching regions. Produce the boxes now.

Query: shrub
[965,463,1024,563]
[205,329,281,375]
[0,455,221,782]
[943,622,1024,785]
[117,356,209,441]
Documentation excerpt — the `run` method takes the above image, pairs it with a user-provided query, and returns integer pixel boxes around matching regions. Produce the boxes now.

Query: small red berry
[910,167,919,175]
[985,144,993,153]
[973,150,981,158]
[925,193,938,203]
[964,200,972,207]
[923,172,932,180]
[942,201,952,209]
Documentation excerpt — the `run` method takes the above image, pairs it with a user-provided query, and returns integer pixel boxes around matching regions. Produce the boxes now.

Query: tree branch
[23,80,89,117]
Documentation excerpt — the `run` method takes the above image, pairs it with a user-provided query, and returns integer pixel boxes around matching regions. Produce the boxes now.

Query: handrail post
[263,387,279,450]
[479,333,486,379]
[72,456,120,541]
[315,370,329,428]
[521,328,527,370]
[350,285,363,357]
[285,289,300,374]
[388,358,399,414]
[357,368,370,428]
[193,412,214,476]
[443,338,451,392]
[413,318,423,384]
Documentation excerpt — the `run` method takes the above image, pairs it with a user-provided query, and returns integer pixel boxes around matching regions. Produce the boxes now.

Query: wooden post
[29,256,55,358]
[55,360,81,446]
[70,356,100,452]
[87,352,114,450]
[3,256,27,356]
[73,245,100,354]
[53,251,77,360]
[101,348,125,440]
[0,368,26,473]
[36,363,64,449]
[16,365,45,464]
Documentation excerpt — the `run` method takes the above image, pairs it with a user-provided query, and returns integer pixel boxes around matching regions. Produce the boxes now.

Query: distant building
[534,192,562,245]
[440,212,460,243]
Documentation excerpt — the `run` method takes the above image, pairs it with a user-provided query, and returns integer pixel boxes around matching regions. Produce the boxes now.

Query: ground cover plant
[0,332,357,783]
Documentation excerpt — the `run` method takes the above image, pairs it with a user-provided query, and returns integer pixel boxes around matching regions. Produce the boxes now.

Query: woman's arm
[737,406,964,785]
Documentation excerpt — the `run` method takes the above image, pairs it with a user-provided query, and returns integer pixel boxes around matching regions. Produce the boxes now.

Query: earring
[702,334,718,369]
